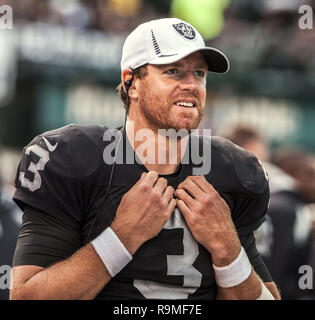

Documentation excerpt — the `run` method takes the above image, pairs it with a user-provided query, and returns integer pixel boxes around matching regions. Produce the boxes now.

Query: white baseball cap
[121,18,229,74]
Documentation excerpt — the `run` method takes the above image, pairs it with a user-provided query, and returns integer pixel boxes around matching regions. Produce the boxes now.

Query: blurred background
[1,0,315,300]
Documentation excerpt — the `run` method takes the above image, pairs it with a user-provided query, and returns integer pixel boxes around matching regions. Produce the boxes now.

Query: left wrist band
[212,247,252,288]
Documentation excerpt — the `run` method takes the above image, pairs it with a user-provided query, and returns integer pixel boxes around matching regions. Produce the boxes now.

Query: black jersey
[13,124,271,299]
[258,191,313,299]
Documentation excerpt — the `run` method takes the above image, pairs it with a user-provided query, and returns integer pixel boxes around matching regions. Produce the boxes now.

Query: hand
[111,171,176,255]
[175,175,241,266]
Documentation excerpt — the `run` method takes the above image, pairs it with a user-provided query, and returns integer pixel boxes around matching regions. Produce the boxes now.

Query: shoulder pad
[26,124,107,179]
[211,136,269,195]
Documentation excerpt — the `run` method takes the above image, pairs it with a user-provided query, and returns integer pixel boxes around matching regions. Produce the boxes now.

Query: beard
[138,82,205,133]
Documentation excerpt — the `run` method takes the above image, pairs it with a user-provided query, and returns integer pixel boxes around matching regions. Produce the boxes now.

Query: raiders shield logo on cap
[172,22,196,40]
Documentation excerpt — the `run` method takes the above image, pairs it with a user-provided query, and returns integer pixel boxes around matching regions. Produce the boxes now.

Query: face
[131,52,207,132]
[296,159,315,203]
[245,139,269,162]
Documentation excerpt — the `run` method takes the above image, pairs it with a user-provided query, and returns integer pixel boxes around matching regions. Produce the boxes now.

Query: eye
[195,70,206,77]
[164,68,178,75]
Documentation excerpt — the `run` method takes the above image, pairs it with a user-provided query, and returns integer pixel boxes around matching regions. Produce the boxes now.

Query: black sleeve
[240,232,273,283]
[13,205,82,267]
[234,184,270,236]
[232,149,270,236]
[12,125,102,225]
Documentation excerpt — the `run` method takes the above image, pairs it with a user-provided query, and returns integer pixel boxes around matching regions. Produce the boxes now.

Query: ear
[121,68,138,99]
[122,69,133,93]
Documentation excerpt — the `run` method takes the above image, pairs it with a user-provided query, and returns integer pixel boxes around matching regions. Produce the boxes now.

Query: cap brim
[148,46,229,74]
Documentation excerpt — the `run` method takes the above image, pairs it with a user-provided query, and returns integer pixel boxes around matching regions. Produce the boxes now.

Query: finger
[174,188,195,210]
[142,171,159,187]
[154,177,168,195]
[162,185,175,203]
[133,172,147,188]
[132,172,147,189]
[189,175,213,193]
[176,199,192,218]
[165,198,177,217]
[178,178,203,199]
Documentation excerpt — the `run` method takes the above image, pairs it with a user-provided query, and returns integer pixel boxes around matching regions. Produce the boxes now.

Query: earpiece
[124,80,132,90]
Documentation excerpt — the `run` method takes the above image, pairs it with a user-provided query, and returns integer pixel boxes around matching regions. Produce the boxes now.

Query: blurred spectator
[224,125,314,300]
[0,147,21,300]
[12,0,161,34]
[223,125,269,162]
[8,0,315,74]
[94,0,158,34]
[273,149,315,205]
[49,0,91,29]
[273,149,315,299]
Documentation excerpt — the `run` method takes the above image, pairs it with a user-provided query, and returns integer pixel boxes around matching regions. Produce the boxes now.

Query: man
[225,125,313,299]
[272,149,315,299]
[223,125,269,163]
[10,18,279,300]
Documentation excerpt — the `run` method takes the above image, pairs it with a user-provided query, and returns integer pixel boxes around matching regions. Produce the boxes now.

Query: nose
[178,72,199,91]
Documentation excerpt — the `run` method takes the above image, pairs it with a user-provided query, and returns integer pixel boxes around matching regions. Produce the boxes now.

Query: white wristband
[257,280,275,300]
[213,247,252,288]
[91,227,132,277]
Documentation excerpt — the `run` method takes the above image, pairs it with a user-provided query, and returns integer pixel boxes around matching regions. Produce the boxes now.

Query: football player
[10,18,280,300]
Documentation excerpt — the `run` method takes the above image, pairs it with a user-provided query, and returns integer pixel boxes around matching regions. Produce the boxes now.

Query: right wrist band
[212,246,252,288]
[91,227,132,277]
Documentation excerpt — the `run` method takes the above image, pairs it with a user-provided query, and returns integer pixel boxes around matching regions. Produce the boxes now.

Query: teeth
[175,102,194,107]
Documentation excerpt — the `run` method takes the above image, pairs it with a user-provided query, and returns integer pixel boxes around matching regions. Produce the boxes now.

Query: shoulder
[33,123,107,152]
[14,124,114,218]
[22,124,109,179]
[196,135,269,195]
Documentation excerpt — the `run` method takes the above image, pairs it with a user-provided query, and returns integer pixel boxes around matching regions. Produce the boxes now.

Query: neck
[125,119,189,175]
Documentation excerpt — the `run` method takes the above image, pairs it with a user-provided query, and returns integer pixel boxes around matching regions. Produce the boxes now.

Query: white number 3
[134,208,202,299]
[19,144,50,192]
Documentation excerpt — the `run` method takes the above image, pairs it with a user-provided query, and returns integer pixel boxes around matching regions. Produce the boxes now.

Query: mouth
[174,101,196,108]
